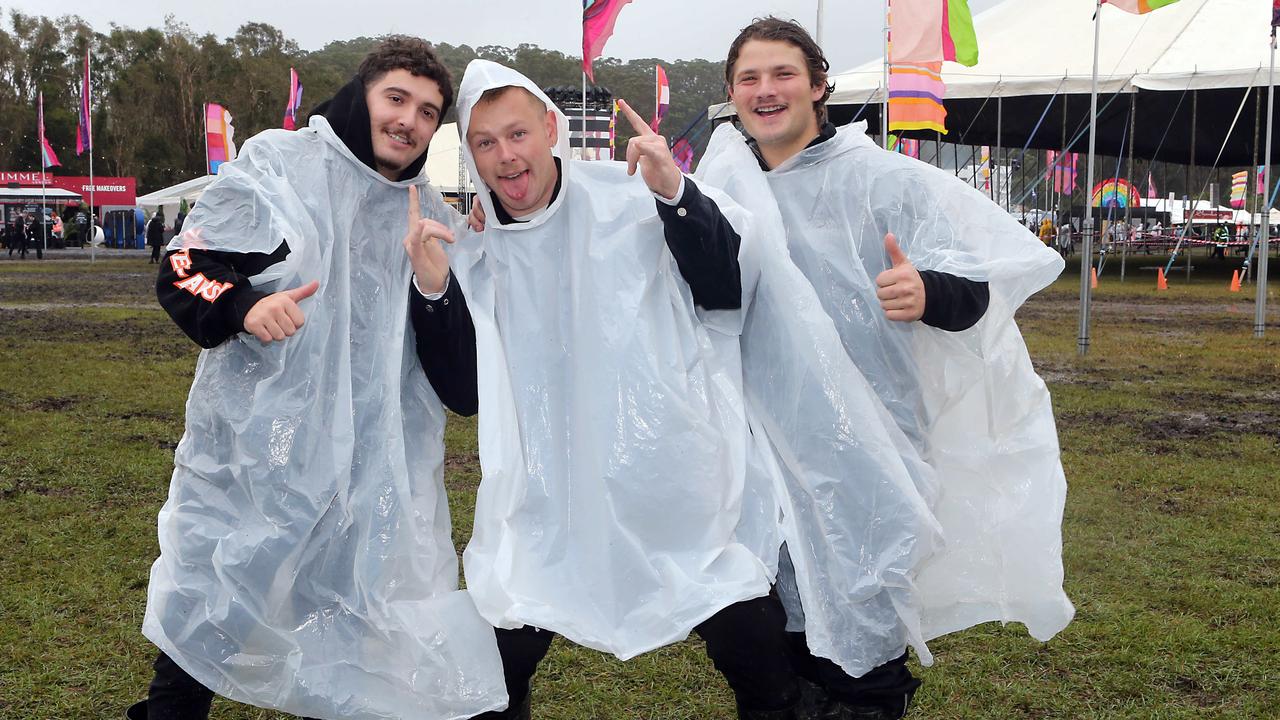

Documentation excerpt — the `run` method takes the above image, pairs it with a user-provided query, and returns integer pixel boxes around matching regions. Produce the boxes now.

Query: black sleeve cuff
[655,179,744,311]
[919,270,990,332]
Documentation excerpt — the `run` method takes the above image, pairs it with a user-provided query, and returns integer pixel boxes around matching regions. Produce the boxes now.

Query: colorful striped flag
[38,92,60,169]
[888,62,947,134]
[1273,0,1279,36]
[283,68,304,130]
[890,0,979,67]
[651,65,670,132]
[1258,165,1267,195]
[1102,0,1180,14]
[1052,152,1078,193]
[980,145,990,190]
[1230,170,1248,209]
[75,50,92,156]
[205,103,237,174]
[582,0,633,82]
[672,137,694,173]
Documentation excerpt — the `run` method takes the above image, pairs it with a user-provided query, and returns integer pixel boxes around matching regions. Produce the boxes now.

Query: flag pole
[87,50,96,264]
[39,92,48,253]
[816,0,824,46]
[1079,0,1102,356]
[582,73,588,159]
[882,0,890,149]
[204,102,210,175]
[1257,31,1275,338]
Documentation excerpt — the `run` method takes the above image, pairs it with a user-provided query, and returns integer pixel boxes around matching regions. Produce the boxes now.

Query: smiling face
[365,68,445,181]
[727,39,827,168]
[466,86,560,219]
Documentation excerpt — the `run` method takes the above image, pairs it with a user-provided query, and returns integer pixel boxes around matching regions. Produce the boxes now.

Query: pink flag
[205,103,238,174]
[38,92,61,169]
[1146,171,1158,199]
[890,0,946,63]
[650,65,670,132]
[75,51,92,156]
[583,0,633,81]
[283,68,304,130]
[672,138,694,173]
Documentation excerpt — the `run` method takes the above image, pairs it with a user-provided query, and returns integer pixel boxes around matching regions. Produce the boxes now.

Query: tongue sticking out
[499,170,531,202]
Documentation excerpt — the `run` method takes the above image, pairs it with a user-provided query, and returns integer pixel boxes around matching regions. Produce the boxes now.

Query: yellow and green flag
[1103,0,1180,14]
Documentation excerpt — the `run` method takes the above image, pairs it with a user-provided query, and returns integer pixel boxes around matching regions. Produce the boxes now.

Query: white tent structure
[817,0,1278,167]
[135,175,216,221]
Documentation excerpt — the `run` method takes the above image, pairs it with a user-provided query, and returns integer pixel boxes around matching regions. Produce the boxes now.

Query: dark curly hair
[724,17,835,125]
[357,36,455,121]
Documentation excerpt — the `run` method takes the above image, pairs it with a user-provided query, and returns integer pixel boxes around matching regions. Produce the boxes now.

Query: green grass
[1,253,1277,719]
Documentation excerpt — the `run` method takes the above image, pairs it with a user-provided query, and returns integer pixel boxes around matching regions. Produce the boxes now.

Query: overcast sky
[4,0,1005,75]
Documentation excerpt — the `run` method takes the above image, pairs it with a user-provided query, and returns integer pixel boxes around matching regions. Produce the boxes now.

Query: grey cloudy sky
[4,0,1004,74]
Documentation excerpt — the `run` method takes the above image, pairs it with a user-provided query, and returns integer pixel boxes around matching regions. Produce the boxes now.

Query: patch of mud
[1058,407,1280,444]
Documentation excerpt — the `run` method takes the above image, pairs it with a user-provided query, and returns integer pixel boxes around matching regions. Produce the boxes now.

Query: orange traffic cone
[1090,267,1099,289]
[1229,269,1241,292]
[1157,267,1168,291]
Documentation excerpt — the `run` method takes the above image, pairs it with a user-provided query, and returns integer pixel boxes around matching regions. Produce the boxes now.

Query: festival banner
[283,68,304,130]
[38,92,60,169]
[205,103,238,174]
[582,0,633,81]
[672,137,694,173]
[1230,170,1248,209]
[75,50,92,156]
[1103,0,1180,14]
[651,65,670,132]
[890,0,979,67]
[888,62,947,134]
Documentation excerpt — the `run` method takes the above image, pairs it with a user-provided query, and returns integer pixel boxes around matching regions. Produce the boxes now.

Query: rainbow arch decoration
[1090,177,1140,208]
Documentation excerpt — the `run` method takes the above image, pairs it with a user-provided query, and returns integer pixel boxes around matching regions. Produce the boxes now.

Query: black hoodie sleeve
[156,243,289,348]
[655,178,743,311]
[918,270,990,332]
[408,274,479,416]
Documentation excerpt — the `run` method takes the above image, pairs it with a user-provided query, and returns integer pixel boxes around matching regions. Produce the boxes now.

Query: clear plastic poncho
[144,116,507,720]
[450,60,772,659]
[699,122,1074,652]
[699,124,945,677]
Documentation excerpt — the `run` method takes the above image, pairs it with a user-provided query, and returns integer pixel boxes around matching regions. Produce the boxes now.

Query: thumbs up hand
[874,233,925,322]
[244,279,319,343]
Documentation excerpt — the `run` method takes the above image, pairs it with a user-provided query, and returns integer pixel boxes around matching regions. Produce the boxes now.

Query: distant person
[172,206,187,237]
[5,214,24,257]
[146,210,166,263]
[73,208,88,247]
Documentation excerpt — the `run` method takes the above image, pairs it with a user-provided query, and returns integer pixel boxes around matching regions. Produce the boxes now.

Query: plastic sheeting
[450,60,772,658]
[699,124,945,677]
[700,122,1074,665]
[144,116,507,720]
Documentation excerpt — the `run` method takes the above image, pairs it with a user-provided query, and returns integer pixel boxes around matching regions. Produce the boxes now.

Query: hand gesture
[467,201,486,232]
[874,233,925,323]
[244,280,319,343]
[618,99,682,200]
[404,185,455,294]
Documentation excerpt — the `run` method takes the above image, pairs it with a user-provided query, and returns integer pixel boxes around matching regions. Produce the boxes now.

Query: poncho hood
[455,60,571,231]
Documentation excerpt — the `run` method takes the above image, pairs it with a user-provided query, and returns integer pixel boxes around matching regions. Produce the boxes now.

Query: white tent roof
[425,122,473,195]
[0,187,82,201]
[135,175,216,211]
[828,0,1273,104]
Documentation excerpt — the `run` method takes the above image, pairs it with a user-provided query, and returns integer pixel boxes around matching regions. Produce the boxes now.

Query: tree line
[0,11,731,194]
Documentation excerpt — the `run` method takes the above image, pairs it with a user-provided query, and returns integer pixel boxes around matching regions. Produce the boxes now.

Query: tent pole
[1079,0,1101,357]
[1061,94,1069,224]
[1122,94,1135,282]
[1249,85,1261,283]
[1257,35,1275,339]
[1188,89,1197,280]
[996,94,1002,206]
[882,0,890,149]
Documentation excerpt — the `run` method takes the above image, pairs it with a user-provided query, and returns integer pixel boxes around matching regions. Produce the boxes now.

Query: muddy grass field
[1,252,1277,719]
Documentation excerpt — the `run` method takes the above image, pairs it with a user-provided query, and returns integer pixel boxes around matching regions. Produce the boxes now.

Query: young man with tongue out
[414,60,805,720]
[699,16,1073,720]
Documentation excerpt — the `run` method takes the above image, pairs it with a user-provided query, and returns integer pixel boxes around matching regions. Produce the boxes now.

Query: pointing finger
[617,99,655,137]
[407,183,422,228]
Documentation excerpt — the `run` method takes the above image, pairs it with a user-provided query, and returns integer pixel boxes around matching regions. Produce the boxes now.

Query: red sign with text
[1,171,137,206]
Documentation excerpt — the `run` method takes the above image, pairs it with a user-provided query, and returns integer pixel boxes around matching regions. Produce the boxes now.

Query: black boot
[124,700,147,720]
